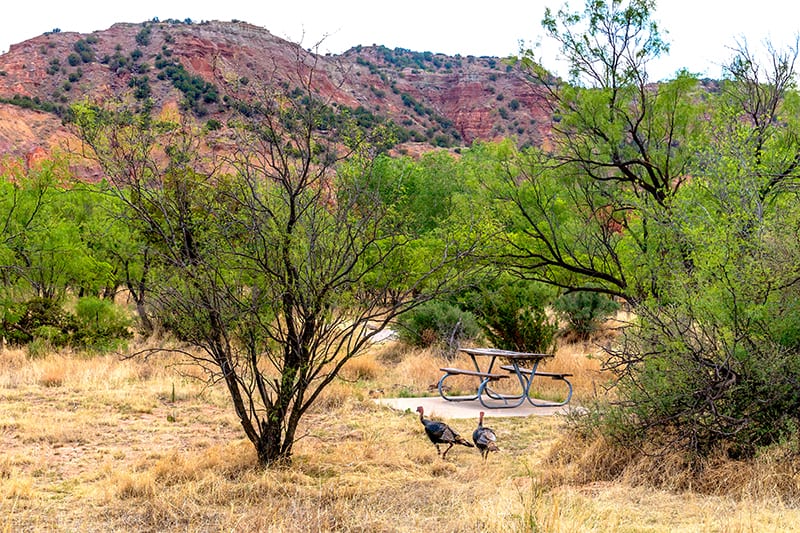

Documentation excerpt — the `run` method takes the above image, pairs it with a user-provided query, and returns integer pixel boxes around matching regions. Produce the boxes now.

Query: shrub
[136,27,151,47]
[108,53,129,72]
[0,297,77,347]
[397,300,481,356]
[32,325,69,348]
[46,58,60,75]
[27,336,55,359]
[604,301,800,459]
[73,296,132,351]
[155,60,219,115]
[553,291,619,339]
[73,40,94,63]
[129,76,151,100]
[459,279,557,353]
[0,297,131,352]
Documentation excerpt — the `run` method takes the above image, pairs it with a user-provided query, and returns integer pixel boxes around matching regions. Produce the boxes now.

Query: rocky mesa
[0,19,554,175]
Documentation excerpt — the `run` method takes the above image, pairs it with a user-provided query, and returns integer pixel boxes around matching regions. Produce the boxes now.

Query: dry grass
[1,336,800,532]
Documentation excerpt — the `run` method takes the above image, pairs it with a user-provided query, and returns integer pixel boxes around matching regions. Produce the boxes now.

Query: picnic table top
[458,347,554,360]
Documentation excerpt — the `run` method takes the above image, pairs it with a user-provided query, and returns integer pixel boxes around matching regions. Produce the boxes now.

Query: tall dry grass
[1,331,800,532]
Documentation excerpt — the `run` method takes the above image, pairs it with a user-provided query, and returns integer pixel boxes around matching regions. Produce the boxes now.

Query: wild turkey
[472,411,499,461]
[416,406,474,458]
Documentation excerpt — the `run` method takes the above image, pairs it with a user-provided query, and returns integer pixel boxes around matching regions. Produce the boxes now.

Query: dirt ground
[0,352,248,531]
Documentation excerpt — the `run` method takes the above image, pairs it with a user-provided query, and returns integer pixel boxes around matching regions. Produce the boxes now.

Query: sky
[1,1,798,82]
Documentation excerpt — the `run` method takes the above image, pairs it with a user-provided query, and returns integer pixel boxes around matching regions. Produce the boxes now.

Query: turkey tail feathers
[457,436,474,447]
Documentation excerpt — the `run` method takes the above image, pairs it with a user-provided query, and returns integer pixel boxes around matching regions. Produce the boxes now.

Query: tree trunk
[257,415,291,466]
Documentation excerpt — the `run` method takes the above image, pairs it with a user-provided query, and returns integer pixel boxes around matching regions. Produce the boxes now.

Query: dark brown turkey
[416,406,474,458]
[472,411,499,461]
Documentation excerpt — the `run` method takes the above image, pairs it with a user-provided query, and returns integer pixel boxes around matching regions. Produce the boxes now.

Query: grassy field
[2,334,800,532]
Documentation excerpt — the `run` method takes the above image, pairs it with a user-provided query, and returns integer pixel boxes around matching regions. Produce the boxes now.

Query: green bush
[32,324,69,347]
[73,296,132,351]
[136,27,151,47]
[397,300,481,355]
[27,336,54,358]
[0,297,77,347]
[459,279,557,353]
[606,302,800,458]
[0,297,131,352]
[553,291,620,339]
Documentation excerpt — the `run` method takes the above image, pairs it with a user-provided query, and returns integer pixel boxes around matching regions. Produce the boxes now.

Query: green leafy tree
[507,0,703,302]
[602,38,800,458]
[496,1,800,466]
[16,186,113,301]
[1,172,36,306]
[359,145,497,306]
[1,160,102,299]
[68,184,154,333]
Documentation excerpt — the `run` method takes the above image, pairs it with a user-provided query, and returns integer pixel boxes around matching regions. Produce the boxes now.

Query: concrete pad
[374,395,578,419]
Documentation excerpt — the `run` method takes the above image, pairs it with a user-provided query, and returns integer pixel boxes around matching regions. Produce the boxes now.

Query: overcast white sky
[1,1,797,82]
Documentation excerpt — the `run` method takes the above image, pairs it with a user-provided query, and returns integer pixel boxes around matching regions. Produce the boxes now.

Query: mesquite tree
[604,38,800,457]
[72,46,486,466]
[506,0,703,302]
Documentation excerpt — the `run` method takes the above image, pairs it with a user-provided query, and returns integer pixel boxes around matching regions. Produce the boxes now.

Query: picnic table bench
[498,365,573,406]
[437,367,510,402]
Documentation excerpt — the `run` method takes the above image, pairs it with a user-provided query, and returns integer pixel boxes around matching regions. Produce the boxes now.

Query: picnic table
[437,347,573,409]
